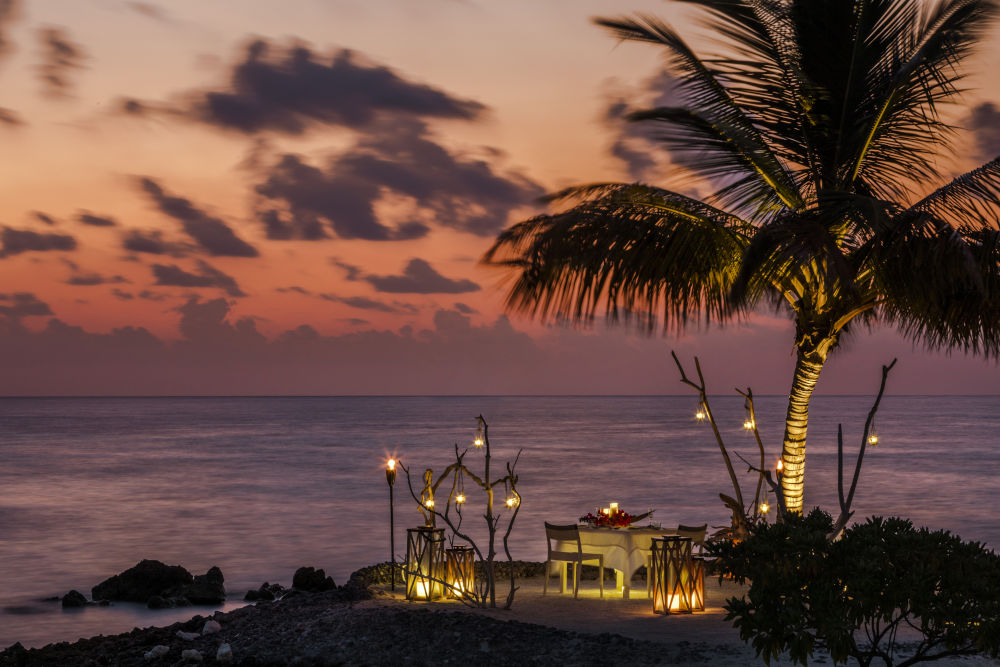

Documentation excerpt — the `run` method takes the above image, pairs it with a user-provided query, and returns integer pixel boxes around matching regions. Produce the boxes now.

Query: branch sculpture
[673,351,896,543]
[400,416,523,609]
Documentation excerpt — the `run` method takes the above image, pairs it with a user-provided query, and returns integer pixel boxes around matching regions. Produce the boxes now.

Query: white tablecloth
[555,525,677,597]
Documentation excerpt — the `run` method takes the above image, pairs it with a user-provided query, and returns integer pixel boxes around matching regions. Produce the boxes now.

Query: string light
[473,419,485,448]
[760,500,770,514]
[694,401,706,421]
[456,492,466,504]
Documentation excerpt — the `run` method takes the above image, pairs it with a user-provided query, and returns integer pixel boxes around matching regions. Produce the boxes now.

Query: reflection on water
[1,395,998,648]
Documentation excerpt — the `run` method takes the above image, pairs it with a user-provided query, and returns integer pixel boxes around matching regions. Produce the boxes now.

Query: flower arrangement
[580,508,633,528]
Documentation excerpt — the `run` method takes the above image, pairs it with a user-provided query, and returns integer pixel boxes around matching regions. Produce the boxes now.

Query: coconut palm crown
[483,0,1000,515]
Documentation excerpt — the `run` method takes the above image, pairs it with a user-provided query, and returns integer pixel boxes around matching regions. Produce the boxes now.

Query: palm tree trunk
[780,351,827,515]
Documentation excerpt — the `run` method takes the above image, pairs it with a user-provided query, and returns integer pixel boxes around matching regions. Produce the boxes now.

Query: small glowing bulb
[426,498,435,509]
[760,500,770,514]
[695,409,706,421]
[868,433,879,446]
[777,459,784,473]
[505,496,517,508]
[743,418,755,430]
[455,493,466,504]
[387,458,396,471]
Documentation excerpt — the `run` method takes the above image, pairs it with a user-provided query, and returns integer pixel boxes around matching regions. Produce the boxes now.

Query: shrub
[710,511,1000,666]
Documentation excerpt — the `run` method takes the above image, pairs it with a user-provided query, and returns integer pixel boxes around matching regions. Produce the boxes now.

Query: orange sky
[1,0,999,395]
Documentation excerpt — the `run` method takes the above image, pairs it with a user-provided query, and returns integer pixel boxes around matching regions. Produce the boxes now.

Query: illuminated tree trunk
[780,351,827,515]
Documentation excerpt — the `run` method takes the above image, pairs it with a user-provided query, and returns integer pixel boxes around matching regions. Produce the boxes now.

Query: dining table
[556,525,678,599]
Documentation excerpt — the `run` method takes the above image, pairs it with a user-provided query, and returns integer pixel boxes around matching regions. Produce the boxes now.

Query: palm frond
[596,14,804,213]
[481,184,750,332]
[908,157,1000,229]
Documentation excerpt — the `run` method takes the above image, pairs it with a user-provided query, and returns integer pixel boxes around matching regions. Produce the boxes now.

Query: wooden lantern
[651,536,704,614]
[405,527,445,601]
[445,545,475,598]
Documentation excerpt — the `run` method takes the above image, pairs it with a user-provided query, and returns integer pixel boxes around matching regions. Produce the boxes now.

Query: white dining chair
[543,522,604,599]
[677,523,708,555]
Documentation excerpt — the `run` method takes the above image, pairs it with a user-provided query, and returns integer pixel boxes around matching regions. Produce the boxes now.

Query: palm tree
[484,0,1000,515]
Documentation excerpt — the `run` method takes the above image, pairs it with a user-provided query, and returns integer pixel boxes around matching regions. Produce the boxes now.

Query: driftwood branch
[829,358,897,541]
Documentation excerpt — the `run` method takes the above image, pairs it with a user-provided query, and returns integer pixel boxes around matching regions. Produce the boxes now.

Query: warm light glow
[426,498,435,509]
[505,496,518,508]
[777,459,784,473]
[743,418,755,430]
[760,500,770,514]
[602,507,610,516]
[414,580,428,599]
[455,492,466,504]
[695,408,706,421]
[473,421,485,448]
[868,433,879,446]
[387,458,396,471]
[609,502,619,515]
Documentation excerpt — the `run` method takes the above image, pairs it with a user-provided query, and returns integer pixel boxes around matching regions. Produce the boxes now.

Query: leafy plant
[711,512,1000,666]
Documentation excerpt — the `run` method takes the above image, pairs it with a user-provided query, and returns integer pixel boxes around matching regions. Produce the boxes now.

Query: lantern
[742,401,755,431]
[651,536,705,614]
[405,527,445,601]
[694,401,707,422]
[445,545,475,598]
[867,419,879,447]
[473,418,485,448]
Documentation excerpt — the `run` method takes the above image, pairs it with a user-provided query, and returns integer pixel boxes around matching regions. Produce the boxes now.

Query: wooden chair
[677,523,708,554]
[543,523,604,598]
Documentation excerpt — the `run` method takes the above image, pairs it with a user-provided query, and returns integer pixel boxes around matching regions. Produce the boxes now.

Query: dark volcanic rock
[60,590,87,608]
[180,566,225,604]
[244,582,284,602]
[292,566,335,592]
[91,559,192,603]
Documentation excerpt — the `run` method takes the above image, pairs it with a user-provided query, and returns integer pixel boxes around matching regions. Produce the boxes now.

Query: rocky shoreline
[0,561,731,666]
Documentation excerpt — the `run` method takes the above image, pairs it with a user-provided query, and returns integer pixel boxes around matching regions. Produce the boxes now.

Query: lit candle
[776,459,784,474]
[609,502,619,516]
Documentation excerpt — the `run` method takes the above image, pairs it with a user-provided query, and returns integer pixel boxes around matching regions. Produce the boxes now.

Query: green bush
[710,511,1000,666]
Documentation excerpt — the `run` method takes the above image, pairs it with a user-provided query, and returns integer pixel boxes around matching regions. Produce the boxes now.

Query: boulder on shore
[244,582,285,601]
[92,559,226,606]
[92,560,192,603]
[60,590,88,608]
[181,566,225,604]
[292,567,336,592]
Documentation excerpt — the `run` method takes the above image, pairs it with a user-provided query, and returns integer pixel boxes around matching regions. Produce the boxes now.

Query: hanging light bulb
[426,498,435,510]
[455,492,466,504]
[760,500,770,514]
[742,399,756,431]
[505,496,518,508]
[694,401,706,422]
[867,430,879,447]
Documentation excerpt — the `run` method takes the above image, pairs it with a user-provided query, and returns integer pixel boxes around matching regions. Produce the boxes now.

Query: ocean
[1,395,998,650]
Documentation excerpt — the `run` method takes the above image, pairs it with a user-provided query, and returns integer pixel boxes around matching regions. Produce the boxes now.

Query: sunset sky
[1,0,999,395]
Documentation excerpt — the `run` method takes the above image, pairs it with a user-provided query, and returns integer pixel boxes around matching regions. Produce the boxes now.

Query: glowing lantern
[609,502,619,515]
[760,500,770,514]
[505,496,518,509]
[473,418,485,448]
[455,492,466,505]
[651,536,704,614]
[867,421,879,447]
[694,402,706,422]
[405,527,445,601]
[445,546,475,599]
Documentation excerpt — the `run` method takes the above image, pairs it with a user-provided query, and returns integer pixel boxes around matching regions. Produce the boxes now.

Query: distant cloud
[66,271,128,286]
[139,177,258,257]
[151,259,245,297]
[33,211,58,226]
[111,288,133,300]
[276,285,416,314]
[77,210,118,227]
[1,226,76,257]
[122,228,188,257]
[37,27,87,96]
[0,292,51,321]
[603,69,679,181]
[180,39,484,135]
[453,302,477,315]
[365,258,479,294]
[0,0,20,63]
[0,107,23,126]
[125,2,171,22]
[968,102,1000,160]
[331,259,363,281]
[255,119,543,239]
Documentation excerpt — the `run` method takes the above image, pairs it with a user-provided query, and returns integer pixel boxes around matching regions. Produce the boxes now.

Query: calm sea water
[1,395,998,649]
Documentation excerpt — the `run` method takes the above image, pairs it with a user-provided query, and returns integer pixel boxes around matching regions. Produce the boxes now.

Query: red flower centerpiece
[580,507,633,528]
